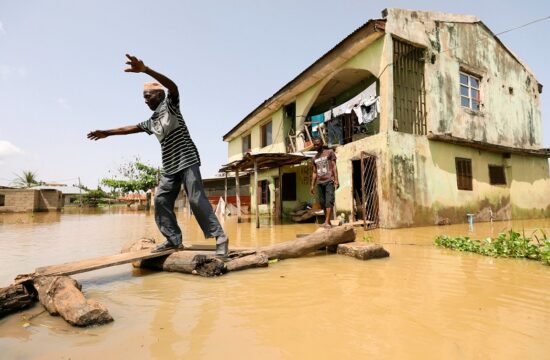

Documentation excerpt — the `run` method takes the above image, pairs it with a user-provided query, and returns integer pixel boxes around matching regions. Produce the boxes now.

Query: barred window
[455,158,473,190]
[489,165,506,185]
[261,121,272,147]
[460,72,481,111]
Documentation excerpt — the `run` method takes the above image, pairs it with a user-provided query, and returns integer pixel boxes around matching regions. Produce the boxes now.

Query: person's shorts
[316,181,335,209]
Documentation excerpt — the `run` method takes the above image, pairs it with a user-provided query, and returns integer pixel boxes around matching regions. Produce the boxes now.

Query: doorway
[351,153,379,228]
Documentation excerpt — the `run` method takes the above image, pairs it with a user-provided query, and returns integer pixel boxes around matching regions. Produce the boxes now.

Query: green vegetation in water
[362,234,373,243]
[434,229,550,265]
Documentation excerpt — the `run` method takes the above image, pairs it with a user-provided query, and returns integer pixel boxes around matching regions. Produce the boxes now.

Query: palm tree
[12,170,40,188]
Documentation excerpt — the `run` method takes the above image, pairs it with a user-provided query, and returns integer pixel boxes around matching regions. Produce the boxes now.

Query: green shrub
[82,189,108,207]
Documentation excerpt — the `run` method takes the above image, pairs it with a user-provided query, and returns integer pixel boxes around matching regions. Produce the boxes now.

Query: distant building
[31,185,86,206]
[222,8,550,228]
[0,188,63,212]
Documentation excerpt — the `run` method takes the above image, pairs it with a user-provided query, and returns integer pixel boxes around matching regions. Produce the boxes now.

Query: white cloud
[0,20,5,35]
[0,64,27,80]
[0,140,22,159]
[17,67,27,77]
[57,97,71,109]
[0,64,10,78]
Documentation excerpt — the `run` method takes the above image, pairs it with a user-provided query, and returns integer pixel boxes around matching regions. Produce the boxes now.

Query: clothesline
[307,82,378,132]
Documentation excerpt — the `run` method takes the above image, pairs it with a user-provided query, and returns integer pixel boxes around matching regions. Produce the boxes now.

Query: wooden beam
[34,249,176,277]
[254,159,260,228]
[361,152,367,230]
[224,171,228,215]
[278,166,283,221]
[235,168,241,223]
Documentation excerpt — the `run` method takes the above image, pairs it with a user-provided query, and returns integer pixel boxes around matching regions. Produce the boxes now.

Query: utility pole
[78,177,83,208]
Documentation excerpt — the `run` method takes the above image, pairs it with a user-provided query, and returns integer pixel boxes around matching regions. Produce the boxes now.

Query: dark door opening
[351,153,379,228]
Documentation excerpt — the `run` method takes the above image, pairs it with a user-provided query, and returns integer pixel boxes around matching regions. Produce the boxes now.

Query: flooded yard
[0,209,549,359]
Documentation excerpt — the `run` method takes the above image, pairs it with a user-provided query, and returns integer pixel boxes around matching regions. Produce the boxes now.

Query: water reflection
[0,208,549,359]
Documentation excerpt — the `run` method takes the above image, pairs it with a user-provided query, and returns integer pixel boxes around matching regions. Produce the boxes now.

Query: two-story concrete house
[222,8,550,228]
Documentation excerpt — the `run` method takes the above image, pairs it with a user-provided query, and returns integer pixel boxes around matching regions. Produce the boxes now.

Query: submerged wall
[0,189,64,213]
[383,132,550,228]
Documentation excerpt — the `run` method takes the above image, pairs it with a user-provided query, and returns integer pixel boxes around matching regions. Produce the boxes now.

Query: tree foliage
[12,170,41,188]
[82,188,108,207]
[101,159,159,194]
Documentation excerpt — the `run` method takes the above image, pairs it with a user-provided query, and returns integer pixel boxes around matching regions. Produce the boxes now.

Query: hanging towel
[310,114,325,138]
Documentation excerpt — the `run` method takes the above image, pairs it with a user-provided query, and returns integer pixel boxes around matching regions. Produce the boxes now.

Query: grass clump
[434,229,550,265]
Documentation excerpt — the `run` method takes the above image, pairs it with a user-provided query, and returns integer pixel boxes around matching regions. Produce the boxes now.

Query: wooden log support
[33,276,113,327]
[336,242,390,260]
[126,225,356,277]
[0,281,37,318]
[260,225,356,260]
[225,253,269,272]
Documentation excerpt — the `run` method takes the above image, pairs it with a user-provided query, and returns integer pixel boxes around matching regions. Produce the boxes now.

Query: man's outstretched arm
[87,125,144,141]
[124,54,179,98]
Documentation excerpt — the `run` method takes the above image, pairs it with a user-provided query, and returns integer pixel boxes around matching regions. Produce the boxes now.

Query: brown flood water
[0,208,549,359]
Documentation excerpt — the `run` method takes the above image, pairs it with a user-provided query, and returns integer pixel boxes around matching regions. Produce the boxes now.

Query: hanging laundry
[309,113,325,138]
[327,117,344,146]
[352,96,380,124]
[323,109,333,121]
[331,82,377,118]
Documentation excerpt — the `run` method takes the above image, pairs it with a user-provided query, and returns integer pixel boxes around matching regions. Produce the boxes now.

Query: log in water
[128,225,357,276]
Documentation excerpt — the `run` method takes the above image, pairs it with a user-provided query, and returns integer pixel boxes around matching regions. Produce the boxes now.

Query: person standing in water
[87,54,228,256]
[310,137,339,228]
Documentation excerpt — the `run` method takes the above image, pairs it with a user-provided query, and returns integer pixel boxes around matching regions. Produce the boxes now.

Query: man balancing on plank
[310,137,339,229]
[87,54,229,256]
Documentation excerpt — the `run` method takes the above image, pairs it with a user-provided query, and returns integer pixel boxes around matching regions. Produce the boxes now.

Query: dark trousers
[316,181,335,209]
[154,165,223,244]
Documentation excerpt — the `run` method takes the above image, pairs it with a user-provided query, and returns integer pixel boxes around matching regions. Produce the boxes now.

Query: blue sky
[0,0,549,188]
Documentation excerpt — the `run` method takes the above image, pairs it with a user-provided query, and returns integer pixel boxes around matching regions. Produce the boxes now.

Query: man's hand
[310,186,315,195]
[334,180,339,190]
[87,130,109,141]
[124,54,147,73]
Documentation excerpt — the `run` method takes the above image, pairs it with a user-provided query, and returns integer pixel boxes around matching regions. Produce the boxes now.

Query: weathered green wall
[383,132,550,227]
[385,8,543,148]
[227,108,286,163]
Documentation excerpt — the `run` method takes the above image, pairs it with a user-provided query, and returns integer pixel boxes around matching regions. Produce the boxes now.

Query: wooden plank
[35,249,177,277]
[34,244,253,277]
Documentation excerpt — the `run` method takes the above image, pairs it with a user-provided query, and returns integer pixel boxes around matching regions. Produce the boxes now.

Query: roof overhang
[428,133,550,158]
[223,19,386,141]
[219,152,312,173]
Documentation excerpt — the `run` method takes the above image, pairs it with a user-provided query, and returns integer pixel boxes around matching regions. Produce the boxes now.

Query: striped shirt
[137,92,201,175]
